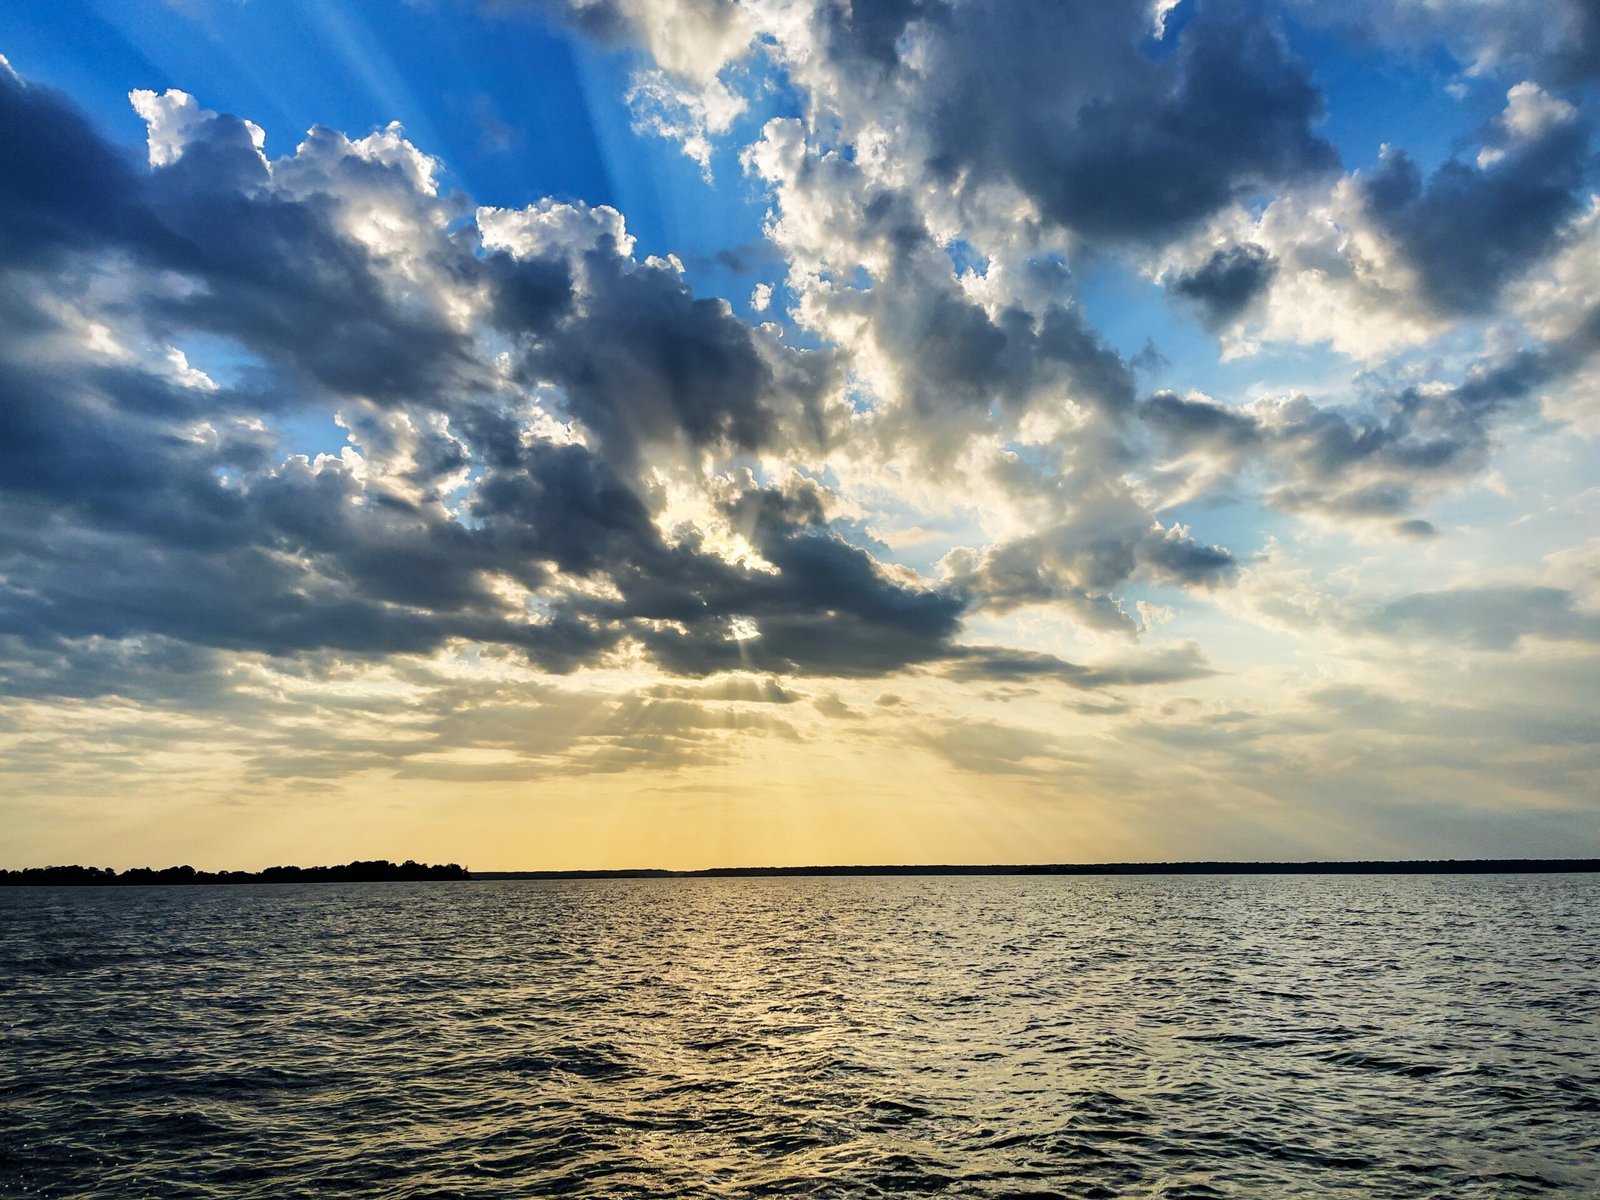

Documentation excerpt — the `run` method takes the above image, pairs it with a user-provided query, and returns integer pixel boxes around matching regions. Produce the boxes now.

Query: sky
[1,0,1597,870]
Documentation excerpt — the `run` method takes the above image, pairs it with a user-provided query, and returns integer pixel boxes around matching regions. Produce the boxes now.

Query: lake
[2,875,1596,1197]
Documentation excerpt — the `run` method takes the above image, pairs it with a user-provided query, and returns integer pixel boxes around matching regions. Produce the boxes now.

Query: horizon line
[476,858,1600,877]
[6,858,1599,884]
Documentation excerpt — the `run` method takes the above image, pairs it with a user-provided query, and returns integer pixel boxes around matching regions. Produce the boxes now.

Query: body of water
[2,875,1597,1197]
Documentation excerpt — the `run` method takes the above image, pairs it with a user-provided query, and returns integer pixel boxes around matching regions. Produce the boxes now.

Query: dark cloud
[1,71,483,408]
[1136,525,1238,587]
[0,424,986,681]
[1362,117,1591,314]
[813,693,858,719]
[630,528,968,678]
[832,191,1140,442]
[0,67,961,687]
[719,475,829,538]
[522,249,834,468]
[946,642,1215,688]
[1142,389,1261,452]
[1169,244,1278,328]
[530,0,1337,249]
[820,0,938,68]
[949,536,1139,627]
[0,72,151,266]
[469,439,661,579]
[1550,5,1600,82]
[1140,302,1600,524]
[1393,518,1439,540]
[944,509,1234,629]
[0,633,228,705]
[1035,303,1141,413]
[924,2,1338,245]
[159,193,479,405]
[481,250,573,334]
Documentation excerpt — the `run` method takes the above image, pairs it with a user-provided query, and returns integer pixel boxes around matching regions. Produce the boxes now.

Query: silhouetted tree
[0,860,471,885]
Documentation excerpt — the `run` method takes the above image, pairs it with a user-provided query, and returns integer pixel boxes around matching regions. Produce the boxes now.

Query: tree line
[0,859,471,885]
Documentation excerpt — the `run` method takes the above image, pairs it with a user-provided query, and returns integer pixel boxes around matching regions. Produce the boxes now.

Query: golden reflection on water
[3,874,1596,1197]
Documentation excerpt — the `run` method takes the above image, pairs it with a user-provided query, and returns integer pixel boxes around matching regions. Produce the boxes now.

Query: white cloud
[130,88,264,168]
[478,199,635,260]
[1479,81,1576,166]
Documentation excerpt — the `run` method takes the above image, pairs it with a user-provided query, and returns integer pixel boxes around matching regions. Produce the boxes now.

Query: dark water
[2,876,1597,1199]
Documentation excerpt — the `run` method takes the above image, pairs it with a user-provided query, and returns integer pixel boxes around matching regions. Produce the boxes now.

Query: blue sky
[1,2,780,276]
[1,0,1597,868]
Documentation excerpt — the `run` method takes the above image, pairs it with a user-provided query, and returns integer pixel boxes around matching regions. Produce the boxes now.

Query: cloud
[942,504,1236,628]
[0,70,151,267]
[1362,84,1590,315]
[523,0,751,87]
[1148,80,1592,361]
[1364,585,1600,650]
[4,50,1592,701]
[813,693,857,720]
[917,716,1072,777]
[1140,298,1600,526]
[912,1,1338,246]
[1289,0,1600,85]
[1168,244,1278,329]
[1153,178,1446,361]
[517,244,839,469]
[628,527,968,677]
[945,641,1216,688]
[0,69,994,687]
[1137,523,1239,588]
[5,10,1600,862]
[648,677,801,704]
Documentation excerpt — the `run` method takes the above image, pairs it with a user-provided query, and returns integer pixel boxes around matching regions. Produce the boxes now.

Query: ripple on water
[2,874,1597,1199]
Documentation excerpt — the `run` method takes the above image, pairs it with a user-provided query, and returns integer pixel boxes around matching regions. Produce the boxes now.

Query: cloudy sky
[2,0,1597,870]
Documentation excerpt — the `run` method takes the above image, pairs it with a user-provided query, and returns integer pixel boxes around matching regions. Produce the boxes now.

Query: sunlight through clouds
[0,0,1596,867]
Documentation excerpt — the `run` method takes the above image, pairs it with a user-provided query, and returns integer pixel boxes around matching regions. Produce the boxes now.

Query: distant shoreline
[4,859,1597,886]
[477,859,1600,878]
[0,860,469,887]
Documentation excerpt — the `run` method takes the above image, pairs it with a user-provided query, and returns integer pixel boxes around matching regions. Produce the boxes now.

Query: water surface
[2,875,1596,1197]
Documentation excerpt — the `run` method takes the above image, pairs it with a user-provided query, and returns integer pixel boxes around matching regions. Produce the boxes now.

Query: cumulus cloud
[0,68,943,687]
[761,0,1338,247]
[3,61,1251,698]
[1362,84,1590,315]
[1149,78,1593,363]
